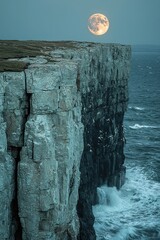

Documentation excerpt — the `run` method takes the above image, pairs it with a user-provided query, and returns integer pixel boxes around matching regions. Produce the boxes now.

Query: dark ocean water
[93,47,160,239]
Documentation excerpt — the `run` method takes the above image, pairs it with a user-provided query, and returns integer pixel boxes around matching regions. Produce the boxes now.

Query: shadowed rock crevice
[9,147,22,240]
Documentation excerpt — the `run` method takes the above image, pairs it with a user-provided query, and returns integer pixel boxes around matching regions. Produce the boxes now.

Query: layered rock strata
[0,41,131,240]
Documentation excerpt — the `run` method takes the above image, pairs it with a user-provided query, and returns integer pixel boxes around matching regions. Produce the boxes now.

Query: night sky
[0,0,160,45]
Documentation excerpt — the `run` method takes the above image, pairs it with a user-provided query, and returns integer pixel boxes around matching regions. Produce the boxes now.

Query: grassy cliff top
[0,40,83,59]
[0,40,82,72]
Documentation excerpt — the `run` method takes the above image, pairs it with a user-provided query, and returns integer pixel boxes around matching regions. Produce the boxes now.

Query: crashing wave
[93,166,160,240]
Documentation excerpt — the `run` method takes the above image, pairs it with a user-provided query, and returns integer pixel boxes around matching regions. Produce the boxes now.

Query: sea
[93,45,160,240]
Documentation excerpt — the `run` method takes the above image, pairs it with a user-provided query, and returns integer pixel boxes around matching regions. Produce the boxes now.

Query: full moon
[88,13,109,36]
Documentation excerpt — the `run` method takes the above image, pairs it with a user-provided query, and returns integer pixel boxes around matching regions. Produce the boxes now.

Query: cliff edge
[0,41,131,240]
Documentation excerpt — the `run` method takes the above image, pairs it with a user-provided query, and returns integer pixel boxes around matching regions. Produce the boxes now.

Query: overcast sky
[0,0,160,45]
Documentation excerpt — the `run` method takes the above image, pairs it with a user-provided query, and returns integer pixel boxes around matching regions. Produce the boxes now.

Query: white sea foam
[129,106,145,111]
[111,226,138,240]
[129,124,158,129]
[97,186,121,207]
[93,165,160,240]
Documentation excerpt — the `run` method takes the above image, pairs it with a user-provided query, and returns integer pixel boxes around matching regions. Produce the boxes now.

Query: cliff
[0,41,131,240]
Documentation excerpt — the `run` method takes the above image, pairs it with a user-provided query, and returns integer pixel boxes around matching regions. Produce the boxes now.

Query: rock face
[0,41,131,240]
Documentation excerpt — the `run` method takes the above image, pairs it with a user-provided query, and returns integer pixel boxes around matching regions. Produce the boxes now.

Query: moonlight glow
[88,13,109,36]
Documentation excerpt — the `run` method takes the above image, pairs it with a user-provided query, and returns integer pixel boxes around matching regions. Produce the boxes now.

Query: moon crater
[88,13,109,36]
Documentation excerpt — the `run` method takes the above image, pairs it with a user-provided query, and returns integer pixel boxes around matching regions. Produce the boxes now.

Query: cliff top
[0,40,81,72]
[0,40,130,72]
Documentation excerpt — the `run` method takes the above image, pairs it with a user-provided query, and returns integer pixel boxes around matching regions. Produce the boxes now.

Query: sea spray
[93,166,160,240]
[97,186,123,208]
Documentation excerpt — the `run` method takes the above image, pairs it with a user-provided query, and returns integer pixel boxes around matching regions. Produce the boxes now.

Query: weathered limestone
[18,61,83,240]
[0,71,27,239]
[0,41,131,240]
